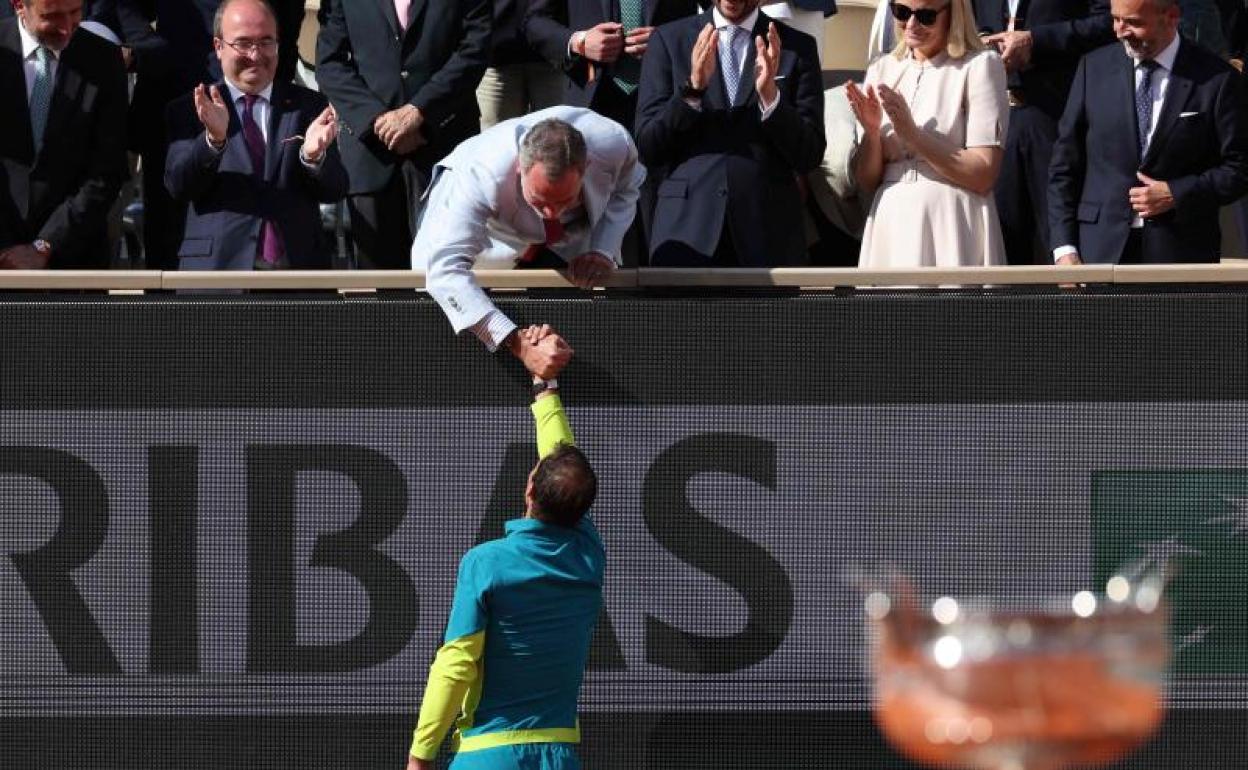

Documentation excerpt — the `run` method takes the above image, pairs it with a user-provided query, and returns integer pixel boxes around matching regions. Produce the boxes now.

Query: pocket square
[1180,111,1201,118]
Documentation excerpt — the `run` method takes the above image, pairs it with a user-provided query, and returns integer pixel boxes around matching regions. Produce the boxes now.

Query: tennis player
[407,325,603,770]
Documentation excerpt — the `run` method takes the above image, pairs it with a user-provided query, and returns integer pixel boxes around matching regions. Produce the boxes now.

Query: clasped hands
[508,324,574,381]
[578,21,654,61]
[374,104,427,155]
[689,22,783,106]
[192,84,339,163]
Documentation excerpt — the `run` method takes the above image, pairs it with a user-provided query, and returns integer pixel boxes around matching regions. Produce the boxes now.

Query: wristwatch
[531,378,559,397]
[679,79,706,100]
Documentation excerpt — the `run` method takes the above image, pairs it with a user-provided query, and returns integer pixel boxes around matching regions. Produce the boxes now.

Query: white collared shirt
[223,79,274,145]
[706,7,780,118]
[17,16,61,100]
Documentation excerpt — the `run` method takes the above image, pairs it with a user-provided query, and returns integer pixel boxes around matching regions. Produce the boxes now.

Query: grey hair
[213,0,278,39]
[518,119,588,179]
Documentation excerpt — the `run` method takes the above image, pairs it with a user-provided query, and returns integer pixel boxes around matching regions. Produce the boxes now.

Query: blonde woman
[847,0,1009,267]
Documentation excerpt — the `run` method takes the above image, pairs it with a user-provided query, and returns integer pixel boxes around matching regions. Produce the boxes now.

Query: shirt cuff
[204,132,225,153]
[1053,244,1078,262]
[469,311,518,353]
[759,91,779,120]
[299,147,325,171]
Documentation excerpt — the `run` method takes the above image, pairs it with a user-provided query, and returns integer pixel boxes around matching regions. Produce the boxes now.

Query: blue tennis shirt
[411,395,605,768]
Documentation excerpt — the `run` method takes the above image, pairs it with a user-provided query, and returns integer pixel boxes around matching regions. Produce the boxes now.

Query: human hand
[754,22,782,107]
[565,252,615,289]
[301,106,339,163]
[845,80,883,134]
[983,30,1033,72]
[193,84,230,146]
[1055,252,1082,266]
[624,26,653,58]
[519,324,559,347]
[374,105,426,154]
[1129,172,1175,218]
[509,328,573,379]
[0,244,51,269]
[689,23,717,91]
[876,84,917,141]
[406,755,433,770]
[582,22,624,63]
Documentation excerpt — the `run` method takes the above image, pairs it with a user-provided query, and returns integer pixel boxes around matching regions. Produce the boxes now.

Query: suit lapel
[404,0,428,42]
[265,83,296,181]
[0,21,35,163]
[1142,41,1194,168]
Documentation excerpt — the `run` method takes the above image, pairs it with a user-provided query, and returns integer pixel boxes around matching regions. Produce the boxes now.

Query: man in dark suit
[635,0,825,266]
[1049,0,1248,263]
[524,0,700,130]
[477,0,564,129]
[126,0,304,270]
[164,0,347,270]
[0,0,127,269]
[974,0,1114,265]
[316,0,490,269]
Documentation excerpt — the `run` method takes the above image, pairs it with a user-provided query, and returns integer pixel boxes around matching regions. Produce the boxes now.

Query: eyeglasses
[220,37,278,55]
[889,2,950,26]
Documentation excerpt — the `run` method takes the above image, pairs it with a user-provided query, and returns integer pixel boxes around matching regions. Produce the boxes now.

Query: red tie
[519,218,565,264]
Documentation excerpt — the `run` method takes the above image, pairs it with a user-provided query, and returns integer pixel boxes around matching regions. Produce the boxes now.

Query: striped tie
[29,45,53,154]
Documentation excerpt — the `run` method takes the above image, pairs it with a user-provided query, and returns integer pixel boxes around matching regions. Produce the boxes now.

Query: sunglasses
[889,2,950,26]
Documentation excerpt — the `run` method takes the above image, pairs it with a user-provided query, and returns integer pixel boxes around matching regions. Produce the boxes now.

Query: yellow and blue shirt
[411,395,604,769]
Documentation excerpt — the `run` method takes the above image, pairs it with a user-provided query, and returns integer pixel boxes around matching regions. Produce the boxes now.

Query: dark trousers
[996,104,1058,265]
[346,162,427,270]
[1120,228,1144,263]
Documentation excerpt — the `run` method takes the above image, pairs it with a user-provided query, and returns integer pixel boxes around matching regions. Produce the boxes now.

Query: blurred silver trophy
[863,567,1170,770]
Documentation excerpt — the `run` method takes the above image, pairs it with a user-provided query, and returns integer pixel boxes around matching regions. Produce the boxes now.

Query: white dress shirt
[17,16,61,100]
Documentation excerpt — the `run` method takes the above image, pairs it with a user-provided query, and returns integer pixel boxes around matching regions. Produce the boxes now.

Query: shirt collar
[17,15,62,60]
[711,7,760,34]
[504,515,596,539]
[1132,33,1180,72]
[222,78,275,107]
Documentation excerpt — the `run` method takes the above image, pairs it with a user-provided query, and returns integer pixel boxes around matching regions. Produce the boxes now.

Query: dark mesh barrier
[2,289,1247,769]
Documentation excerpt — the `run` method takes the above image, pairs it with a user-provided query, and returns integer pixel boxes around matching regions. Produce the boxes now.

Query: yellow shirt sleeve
[532,393,575,458]
[409,631,486,760]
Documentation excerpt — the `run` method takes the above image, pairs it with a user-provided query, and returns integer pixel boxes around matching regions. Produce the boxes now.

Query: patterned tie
[719,25,745,106]
[1135,59,1159,156]
[519,218,566,264]
[613,0,646,95]
[29,45,53,154]
[394,0,411,30]
[240,94,285,266]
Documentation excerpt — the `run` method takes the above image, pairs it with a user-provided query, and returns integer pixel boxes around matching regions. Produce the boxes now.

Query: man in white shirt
[413,106,644,379]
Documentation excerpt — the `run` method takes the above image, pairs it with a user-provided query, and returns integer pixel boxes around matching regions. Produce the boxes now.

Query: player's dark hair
[531,443,597,528]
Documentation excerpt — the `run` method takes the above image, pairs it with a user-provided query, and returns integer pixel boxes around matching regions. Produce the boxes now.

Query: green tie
[613,0,645,95]
[29,45,53,154]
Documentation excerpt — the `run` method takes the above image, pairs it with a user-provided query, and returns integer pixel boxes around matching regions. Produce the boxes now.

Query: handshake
[507,324,573,380]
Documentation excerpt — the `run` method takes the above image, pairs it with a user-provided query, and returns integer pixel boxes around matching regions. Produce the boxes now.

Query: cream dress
[858,48,1009,268]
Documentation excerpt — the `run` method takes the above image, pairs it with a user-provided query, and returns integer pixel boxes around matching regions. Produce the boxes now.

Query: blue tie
[29,45,53,154]
[1135,59,1159,156]
[720,26,744,106]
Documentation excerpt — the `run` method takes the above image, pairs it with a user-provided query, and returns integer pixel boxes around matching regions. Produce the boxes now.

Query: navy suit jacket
[0,21,128,267]
[635,10,825,265]
[164,82,348,270]
[1049,39,1248,263]
[972,0,1113,120]
[524,0,700,115]
[316,0,491,194]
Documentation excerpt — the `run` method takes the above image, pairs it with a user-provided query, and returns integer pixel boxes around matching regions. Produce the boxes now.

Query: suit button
[718,188,727,197]
[401,70,409,78]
